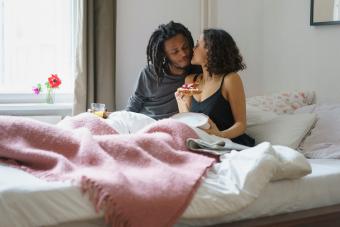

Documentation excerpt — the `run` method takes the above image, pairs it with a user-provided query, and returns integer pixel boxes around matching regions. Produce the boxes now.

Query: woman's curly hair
[146,21,194,82]
[203,29,246,76]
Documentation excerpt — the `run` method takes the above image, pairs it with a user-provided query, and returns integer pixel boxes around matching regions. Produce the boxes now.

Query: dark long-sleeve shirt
[126,65,185,120]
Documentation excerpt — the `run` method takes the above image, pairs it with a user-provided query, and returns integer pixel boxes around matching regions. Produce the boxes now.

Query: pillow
[246,113,317,149]
[246,105,278,126]
[294,104,317,114]
[247,90,315,114]
[298,104,340,159]
[271,145,311,181]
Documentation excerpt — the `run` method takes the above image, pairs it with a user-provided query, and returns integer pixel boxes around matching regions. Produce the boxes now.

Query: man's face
[163,34,191,74]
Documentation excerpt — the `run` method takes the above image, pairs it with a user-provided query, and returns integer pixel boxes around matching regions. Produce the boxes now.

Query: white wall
[213,0,340,102]
[262,0,340,103]
[116,0,201,110]
[212,0,265,98]
[116,0,340,108]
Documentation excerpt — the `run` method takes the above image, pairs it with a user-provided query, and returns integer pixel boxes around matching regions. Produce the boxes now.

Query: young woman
[175,29,255,146]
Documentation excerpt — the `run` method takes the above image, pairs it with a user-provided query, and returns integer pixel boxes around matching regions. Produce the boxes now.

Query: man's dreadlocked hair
[146,21,194,83]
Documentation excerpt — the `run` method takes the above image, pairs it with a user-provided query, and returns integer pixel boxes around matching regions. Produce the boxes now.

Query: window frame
[0,0,77,117]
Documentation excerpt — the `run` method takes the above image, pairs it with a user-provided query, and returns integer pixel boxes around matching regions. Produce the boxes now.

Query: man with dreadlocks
[126,21,201,120]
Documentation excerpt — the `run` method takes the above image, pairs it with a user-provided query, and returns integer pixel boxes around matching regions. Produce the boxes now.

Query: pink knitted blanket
[0,113,215,227]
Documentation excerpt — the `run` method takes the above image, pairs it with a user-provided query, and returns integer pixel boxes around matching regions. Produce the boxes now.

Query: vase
[46,89,55,104]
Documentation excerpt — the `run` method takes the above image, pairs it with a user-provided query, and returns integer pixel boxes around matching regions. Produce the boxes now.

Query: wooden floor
[209,204,340,227]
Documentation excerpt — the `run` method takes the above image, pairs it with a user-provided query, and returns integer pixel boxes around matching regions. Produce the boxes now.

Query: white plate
[171,112,210,129]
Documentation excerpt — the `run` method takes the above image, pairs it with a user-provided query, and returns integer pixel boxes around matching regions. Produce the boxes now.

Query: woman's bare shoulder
[223,72,242,86]
[221,72,244,98]
[225,72,241,80]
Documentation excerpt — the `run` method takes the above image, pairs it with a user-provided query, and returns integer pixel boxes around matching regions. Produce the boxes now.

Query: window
[0,0,77,103]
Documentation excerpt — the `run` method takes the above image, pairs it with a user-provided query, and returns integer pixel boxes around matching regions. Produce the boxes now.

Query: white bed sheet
[1,159,340,227]
[0,164,102,227]
[178,159,340,226]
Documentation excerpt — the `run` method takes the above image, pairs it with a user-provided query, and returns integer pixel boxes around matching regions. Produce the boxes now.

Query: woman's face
[191,34,208,66]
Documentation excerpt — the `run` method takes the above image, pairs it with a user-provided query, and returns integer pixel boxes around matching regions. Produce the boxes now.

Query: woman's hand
[175,91,190,113]
[203,118,223,137]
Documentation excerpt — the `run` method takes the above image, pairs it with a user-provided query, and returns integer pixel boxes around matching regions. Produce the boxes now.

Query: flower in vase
[47,74,62,88]
[33,74,62,104]
[32,83,42,95]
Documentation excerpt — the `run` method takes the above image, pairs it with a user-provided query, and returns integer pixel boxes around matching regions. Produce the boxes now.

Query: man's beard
[167,62,191,74]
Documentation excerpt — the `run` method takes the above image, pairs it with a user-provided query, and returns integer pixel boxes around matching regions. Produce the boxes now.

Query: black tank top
[191,74,255,147]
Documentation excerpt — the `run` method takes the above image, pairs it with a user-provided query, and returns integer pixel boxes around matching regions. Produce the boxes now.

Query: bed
[1,92,340,227]
[1,158,340,227]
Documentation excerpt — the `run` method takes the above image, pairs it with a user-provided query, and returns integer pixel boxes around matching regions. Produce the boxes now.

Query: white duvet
[0,111,312,227]
[182,141,311,218]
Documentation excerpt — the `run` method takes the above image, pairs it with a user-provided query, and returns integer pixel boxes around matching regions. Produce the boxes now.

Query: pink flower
[32,83,42,95]
[48,74,62,88]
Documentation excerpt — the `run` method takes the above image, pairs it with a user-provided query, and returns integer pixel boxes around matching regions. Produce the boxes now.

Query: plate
[171,112,210,129]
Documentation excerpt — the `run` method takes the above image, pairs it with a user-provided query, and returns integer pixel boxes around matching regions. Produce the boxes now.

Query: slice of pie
[177,83,202,96]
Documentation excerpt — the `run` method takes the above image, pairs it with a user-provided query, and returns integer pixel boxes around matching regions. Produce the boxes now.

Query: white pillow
[246,105,278,126]
[246,113,317,149]
[247,90,315,114]
[294,104,317,114]
[271,145,311,181]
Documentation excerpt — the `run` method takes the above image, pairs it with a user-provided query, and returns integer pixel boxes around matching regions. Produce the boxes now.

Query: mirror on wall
[310,0,340,25]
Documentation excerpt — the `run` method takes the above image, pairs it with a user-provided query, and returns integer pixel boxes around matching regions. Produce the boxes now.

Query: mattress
[1,159,340,227]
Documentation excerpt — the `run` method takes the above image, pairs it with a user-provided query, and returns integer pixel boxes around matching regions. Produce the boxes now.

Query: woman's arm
[175,74,195,113]
[205,73,247,138]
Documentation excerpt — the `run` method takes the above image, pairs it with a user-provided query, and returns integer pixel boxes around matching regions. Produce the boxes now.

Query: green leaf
[45,81,51,89]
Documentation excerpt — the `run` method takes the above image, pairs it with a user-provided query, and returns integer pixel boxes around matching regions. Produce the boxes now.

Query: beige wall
[116,0,201,110]
[261,0,340,103]
[212,0,265,98]
[116,0,340,109]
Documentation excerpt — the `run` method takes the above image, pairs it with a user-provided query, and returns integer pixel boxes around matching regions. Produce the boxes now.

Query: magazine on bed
[186,137,249,156]
[170,112,249,155]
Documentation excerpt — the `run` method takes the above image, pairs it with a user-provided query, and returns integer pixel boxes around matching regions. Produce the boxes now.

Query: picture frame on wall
[310,0,340,25]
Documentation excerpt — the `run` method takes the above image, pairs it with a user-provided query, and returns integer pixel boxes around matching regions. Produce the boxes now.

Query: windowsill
[0,103,72,117]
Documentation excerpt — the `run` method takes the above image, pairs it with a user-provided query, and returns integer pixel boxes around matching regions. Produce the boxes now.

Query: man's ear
[162,56,170,66]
